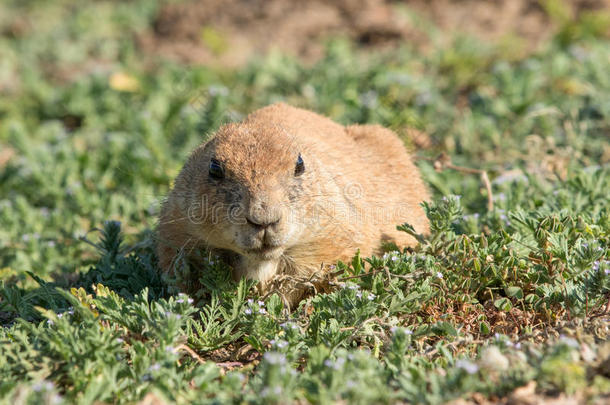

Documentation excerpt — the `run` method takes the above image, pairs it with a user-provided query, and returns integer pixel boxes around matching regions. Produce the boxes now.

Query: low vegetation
[0,1,609,403]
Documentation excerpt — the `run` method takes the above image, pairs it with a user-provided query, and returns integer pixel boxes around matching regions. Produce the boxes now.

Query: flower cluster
[244,298,267,315]
[175,294,194,304]
[382,251,401,262]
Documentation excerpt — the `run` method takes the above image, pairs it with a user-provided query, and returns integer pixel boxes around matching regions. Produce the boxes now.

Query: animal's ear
[294,154,305,176]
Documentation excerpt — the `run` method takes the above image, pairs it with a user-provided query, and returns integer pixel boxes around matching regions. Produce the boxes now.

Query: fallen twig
[418,153,494,211]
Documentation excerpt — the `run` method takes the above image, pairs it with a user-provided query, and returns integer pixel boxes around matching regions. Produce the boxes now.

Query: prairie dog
[157,103,429,304]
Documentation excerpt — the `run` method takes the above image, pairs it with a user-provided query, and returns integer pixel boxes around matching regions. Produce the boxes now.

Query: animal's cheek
[285,207,309,228]
[222,186,244,206]
[184,196,215,225]
[222,203,243,225]
[281,213,306,242]
[287,186,303,203]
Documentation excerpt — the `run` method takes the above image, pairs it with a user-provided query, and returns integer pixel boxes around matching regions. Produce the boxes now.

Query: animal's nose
[246,215,280,229]
[247,194,281,229]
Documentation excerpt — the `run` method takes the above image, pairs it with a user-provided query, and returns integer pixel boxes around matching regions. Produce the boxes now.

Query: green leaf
[505,286,523,299]
[494,297,513,312]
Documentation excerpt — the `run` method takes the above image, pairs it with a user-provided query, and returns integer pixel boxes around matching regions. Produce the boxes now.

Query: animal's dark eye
[209,158,224,180]
[294,154,305,177]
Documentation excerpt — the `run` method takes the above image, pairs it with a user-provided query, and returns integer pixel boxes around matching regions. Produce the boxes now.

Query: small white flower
[391,326,413,336]
[245,308,252,315]
[187,298,194,304]
[436,272,443,279]
[46,319,54,325]
[273,340,288,349]
[281,322,299,331]
[324,357,346,370]
[360,90,378,109]
[559,335,579,349]
[456,359,479,374]
[494,193,507,202]
[258,300,265,306]
[258,308,267,315]
[176,298,184,304]
[367,293,376,301]
[164,311,182,319]
[247,299,254,304]
[149,363,161,372]
[480,346,509,371]
[208,85,229,97]
[33,381,54,392]
[263,351,286,365]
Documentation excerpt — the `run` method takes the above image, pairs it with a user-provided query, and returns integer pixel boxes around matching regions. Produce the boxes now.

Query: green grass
[1,1,609,404]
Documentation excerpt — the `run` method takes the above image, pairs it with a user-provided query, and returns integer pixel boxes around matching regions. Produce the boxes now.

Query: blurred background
[1,0,609,282]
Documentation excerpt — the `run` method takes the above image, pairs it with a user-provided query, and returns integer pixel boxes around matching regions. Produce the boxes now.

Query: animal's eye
[209,158,224,180]
[294,154,305,177]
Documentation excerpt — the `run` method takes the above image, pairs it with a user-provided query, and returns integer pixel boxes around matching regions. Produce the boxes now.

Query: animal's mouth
[247,243,283,258]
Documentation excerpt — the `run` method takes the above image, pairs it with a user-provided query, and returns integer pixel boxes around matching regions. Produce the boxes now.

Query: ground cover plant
[1,0,609,403]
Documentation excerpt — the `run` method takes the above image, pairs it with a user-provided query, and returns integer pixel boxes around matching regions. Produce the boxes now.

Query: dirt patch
[408,0,610,43]
[139,0,422,67]
[139,0,610,66]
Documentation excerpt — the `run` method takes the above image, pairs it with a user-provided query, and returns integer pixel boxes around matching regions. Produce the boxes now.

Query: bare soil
[139,0,610,66]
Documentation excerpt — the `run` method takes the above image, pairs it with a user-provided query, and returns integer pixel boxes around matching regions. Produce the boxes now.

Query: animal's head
[183,122,314,261]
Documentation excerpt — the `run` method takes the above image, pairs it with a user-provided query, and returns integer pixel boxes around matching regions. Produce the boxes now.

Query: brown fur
[157,103,429,305]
